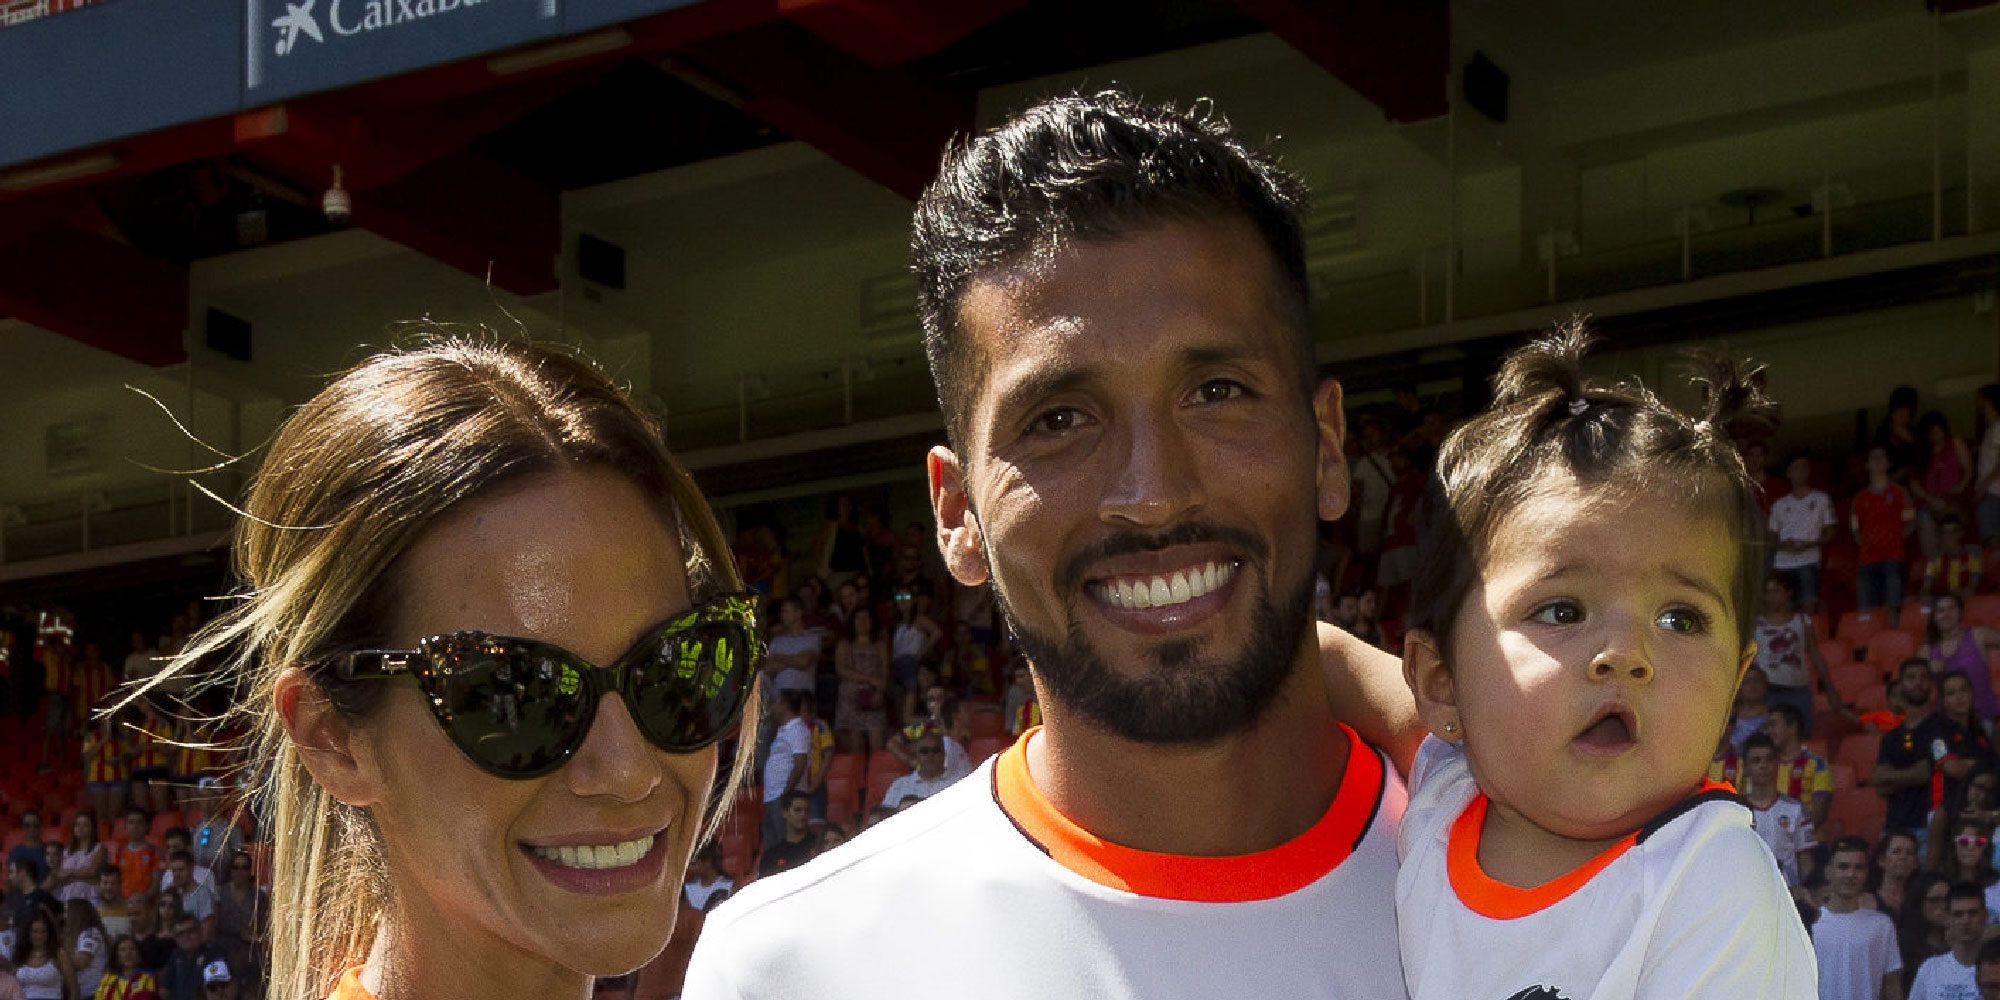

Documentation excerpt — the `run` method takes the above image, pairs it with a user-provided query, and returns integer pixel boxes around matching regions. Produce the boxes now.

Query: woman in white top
[54,811,106,904]
[1753,575,1852,735]
[680,844,734,914]
[63,899,108,1000]
[10,907,75,1000]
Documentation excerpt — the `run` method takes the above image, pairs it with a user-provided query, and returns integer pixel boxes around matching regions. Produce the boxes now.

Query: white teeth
[530,835,654,870]
[1091,561,1240,612]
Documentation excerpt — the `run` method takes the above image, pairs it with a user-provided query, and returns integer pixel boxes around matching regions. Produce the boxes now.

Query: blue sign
[562,0,697,32]
[246,0,561,103]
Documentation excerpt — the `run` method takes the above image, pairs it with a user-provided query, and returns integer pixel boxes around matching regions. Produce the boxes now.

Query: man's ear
[1402,628,1462,743]
[929,446,989,587]
[1313,377,1351,523]
[274,666,381,808]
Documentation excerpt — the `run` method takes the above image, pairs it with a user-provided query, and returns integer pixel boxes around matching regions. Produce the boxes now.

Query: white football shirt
[1396,739,1816,1000]
[686,723,1407,999]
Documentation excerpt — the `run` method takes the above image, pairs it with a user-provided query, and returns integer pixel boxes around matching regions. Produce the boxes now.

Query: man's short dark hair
[1949,880,1989,907]
[1831,836,1871,860]
[1977,934,2000,967]
[1768,703,1804,732]
[124,805,148,822]
[1900,657,1931,681]
[911,90,1312,450]
[782,688,816,716]
[162,826,190,846]
[1742,733,1777,757]
[167,849,193,866]
[17,809,38,824]
[777,791,809,813]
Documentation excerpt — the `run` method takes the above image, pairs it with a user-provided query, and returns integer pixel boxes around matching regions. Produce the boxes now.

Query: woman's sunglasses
[1957,834,1991,849]
[329,592,762,779]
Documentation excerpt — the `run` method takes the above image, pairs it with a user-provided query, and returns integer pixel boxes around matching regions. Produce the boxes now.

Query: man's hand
[1319,621,1422,777]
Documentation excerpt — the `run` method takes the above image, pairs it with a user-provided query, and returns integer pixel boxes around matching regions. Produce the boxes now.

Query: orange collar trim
[992,722,1385,902]
[1447,780,1734,920]
[327,968,375,1000]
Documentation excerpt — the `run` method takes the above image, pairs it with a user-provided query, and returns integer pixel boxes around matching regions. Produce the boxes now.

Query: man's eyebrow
[989,365,1093,428]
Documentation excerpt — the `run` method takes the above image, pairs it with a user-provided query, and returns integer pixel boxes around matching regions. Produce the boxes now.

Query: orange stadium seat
[1827,788,1886,845]
[1836,610,1888,655]
[1967,595,2000,628]
[1830,762,1857,793]
[825,752,864,784]
[1820,641,1853,670]
[1852,684,1889,714]
[966,736,1008,766]
[1831,663,1880,698]
[823,774,860,832]
[1803,738,1830,762]
[967,706,1006,739]
[1864,630,1919,667]
[1836,731,1881,785]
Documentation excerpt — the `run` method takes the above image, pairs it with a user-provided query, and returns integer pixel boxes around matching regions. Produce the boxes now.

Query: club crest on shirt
[1505,988,1573,1000]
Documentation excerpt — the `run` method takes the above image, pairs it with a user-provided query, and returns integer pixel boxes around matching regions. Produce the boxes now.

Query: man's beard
[993,557,1316,746]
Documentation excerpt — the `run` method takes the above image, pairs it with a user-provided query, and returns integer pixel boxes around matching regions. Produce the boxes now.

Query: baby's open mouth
[1575,709,1637,749]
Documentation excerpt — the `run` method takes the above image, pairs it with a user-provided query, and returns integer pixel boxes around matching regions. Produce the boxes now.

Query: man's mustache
[1055,522,1269,595]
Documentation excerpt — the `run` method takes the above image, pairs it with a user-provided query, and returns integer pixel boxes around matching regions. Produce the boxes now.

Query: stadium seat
[966,736,1008,765]
[1829,762,1856,793]
[1827,788,1886,845]
[150,810,184,838]
[1969,595,2000,628]
[1820,641,1853,669]
[1852,684,1889,713]
[1803,738,1830,762]
[967,706,1006,739]
[1836,610,1888,655]
[1836,731,1881,785]
[823,774,860,832]
[1897,600,1928,630]
[825,752,864,784]
[1864,630,1920,668]
[1831,663,1880,698]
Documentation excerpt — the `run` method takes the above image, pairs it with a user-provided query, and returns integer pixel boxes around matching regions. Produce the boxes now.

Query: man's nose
[1100,414,1202,527]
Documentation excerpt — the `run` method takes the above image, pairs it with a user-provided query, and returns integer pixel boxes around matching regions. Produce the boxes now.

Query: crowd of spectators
[0,602,264,1000]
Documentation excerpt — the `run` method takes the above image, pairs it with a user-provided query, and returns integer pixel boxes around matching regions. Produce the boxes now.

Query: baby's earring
[1442,721,1458,736]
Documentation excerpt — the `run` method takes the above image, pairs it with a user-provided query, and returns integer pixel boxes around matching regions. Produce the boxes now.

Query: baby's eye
[1656,607,1711,633]
[1528,601,1584,626]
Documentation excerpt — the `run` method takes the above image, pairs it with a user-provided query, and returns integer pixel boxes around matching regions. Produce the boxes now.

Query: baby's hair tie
[1568,398,1590,416]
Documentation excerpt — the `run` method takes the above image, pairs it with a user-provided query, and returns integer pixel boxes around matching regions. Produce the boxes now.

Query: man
[877,731,958,808]
[687,91,1406,998]
[158,830,214,894]
[756,792,816,878]
[761,689,812,849]
[1922,515,1984,605]
[1974,936,2000,1000]
[116,807,161,900]
[1908,882,1987,1000]
[158,913,224,1000]
[2,857,54,944]
[5,811,45,882]
[1816,837,1904,1000]
[1766,704,1835,829]
[184,779,240,874]
[1741,734,1815,888]
[1879,659,1939,838]
[163,852,214,922]
[1771,452,1837,615]
[96,865,131,939]
[200,959,239,1000]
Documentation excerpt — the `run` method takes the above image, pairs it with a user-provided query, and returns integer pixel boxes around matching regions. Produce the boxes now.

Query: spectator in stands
[761,598,820,702]
[816,826,849,854]
[113,811,157,904]
[1923,672,1996,827]
[1744,439,1788,511]
[1976,937,2000,1000]
[945,622,995,699]
[1880,659,1940,839]
[1349,416,1394,562]
[206,853,262,992]
[1742,734,1815,888]
[833,606,890,754]
[94,869,128,941]
[10,906,74,1000]
[3,859,55,955]
[180,784,236,878]
[71,642,112,729]
[1347,587,1386,650]
[1002,662,1038,737]
[1928,594,2000,720]
[156,914,219,1000]
[96,935,159,1000]
[35,844,61,897]
[53,812,105,906]
[1770,452,1837,615]
[887,588,939,697]
[129,892,171,972]
[1908,882,1988,1000]
[1974,385,2000,544]
[83,718,129,829]
[1922,514,1984,608]
[1900,874,1951,991]
[1756,574,1848,737]
[7,813,46,884]
[122,633,154,689]
[1915,412,1975,560]
[158,857,209,924]
[1937,819,1998,906]
[761,690,813,850]
[757,793,817,878]
[1372,446,1424,601]
[1818,837,1905,1000]
[1727,664,1774,751]
[877,732,957,809]
[1765,704,1835,830]
[154,835,208,896]
[1879,385,1926,483]
[1866,830,1922,915]
[682,843,733,915]
[64,899,106,999]
[125,705,174,818]
[814,495,867,587]
[1853,445,1917,625]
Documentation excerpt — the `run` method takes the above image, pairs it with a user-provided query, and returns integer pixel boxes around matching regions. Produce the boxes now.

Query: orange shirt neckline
[327,967,374,1000]
[992,722,1386,902]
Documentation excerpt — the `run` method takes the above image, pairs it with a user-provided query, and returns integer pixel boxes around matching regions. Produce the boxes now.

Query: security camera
[322,164,350,224]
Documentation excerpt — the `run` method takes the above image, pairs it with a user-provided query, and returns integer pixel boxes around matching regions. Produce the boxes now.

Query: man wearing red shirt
[1852,445,1916,626]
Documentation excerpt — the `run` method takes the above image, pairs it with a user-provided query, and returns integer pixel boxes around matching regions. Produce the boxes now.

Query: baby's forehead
[1482,477,1740,579]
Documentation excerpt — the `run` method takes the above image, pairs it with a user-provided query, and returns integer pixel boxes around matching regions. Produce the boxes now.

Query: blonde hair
[118,335,757,1000]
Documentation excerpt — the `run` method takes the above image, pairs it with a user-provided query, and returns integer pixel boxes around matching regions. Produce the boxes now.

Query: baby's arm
[1637,825,1817,1000]
[1318,621,1422,776]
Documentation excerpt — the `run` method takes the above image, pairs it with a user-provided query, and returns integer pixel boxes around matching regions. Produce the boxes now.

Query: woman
[1348,588,1385,649]
[209,851,266,978]
[833,607,890,754]
[118,339,760,1000]
[1865,830,1922,915]
[886,589,940,697]
[1727,665,1774,751]
[92,936,159,1000]
[63,899,107,1000]
[1929,767,2000,871]
[54,811,106,905]
[1753,575,1850,734]
[1940,818,1999,905]
[1927,594,2000,720]
[10,907,75,1000]
[1914,410,1974,558]
[1922,673,1997,835]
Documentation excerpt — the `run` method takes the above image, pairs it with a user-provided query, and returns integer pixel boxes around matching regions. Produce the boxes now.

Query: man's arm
[1873,756,1930,794]
[1318,622,1421,776]
[1881,971,1905,1000]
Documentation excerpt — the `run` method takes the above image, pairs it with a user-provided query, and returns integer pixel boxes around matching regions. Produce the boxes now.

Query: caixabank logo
[270,0,488,55]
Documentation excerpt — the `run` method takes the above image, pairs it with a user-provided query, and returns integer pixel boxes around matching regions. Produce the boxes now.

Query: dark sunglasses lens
[430,636,589,776]
[628,620,754,751]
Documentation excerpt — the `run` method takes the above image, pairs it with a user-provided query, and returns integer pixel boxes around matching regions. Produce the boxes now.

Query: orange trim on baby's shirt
[1447,779,1735,920]
[327,967,375,1000]
[992,722,1386,902]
